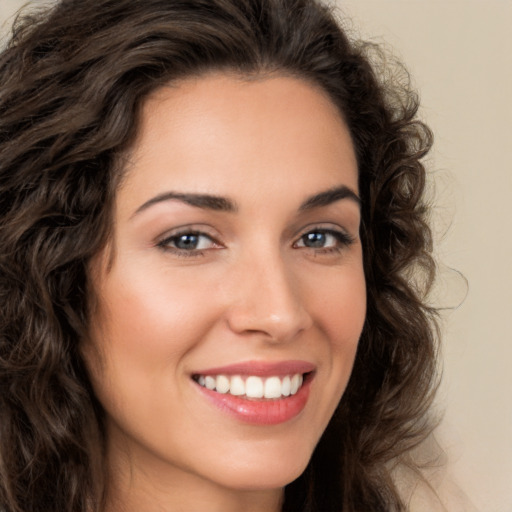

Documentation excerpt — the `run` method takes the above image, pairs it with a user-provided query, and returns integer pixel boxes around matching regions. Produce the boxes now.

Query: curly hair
[0,0,438,510]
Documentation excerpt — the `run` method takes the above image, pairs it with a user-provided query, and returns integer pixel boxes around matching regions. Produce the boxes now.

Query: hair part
[0,1,438,511]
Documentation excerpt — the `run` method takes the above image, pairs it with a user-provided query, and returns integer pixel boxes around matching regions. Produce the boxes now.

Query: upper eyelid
[156,228,221,252]
[164,231,212,241]
[294,223,353,239]
[297,227,349,238]
[155,223,355,248]
[157,224,220,240]
[294,228,354,245]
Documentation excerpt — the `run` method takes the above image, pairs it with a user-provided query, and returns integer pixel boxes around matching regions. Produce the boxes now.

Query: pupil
[304,232,325,248]
[176,234,198,249]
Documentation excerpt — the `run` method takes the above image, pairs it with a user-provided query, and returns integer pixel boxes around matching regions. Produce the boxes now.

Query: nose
[225,252,313,343]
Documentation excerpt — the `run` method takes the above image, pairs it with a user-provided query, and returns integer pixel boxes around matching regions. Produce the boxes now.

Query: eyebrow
[132,184,360,218]
[133,192,238,217]
[298,185,361,211]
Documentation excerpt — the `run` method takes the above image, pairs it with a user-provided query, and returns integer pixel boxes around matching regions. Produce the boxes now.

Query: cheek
[97,264,219,356]
[311,262,366,392]
[313,262,366,346]
[83,263,223,410]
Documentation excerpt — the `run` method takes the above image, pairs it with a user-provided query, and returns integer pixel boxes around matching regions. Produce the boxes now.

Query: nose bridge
[226,244,312,341]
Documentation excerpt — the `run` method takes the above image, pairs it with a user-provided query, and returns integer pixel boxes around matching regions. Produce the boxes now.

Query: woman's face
[84,74,366,502]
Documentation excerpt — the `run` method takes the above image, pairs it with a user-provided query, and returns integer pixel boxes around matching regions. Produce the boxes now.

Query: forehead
[118,73,358,214]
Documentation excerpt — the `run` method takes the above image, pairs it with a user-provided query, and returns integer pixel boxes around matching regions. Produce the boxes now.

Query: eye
[157,230,219,254]
[294,229,354,251]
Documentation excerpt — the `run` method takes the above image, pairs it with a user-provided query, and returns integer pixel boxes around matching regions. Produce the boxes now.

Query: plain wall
[1,1,511,511]
[336,3,512,511]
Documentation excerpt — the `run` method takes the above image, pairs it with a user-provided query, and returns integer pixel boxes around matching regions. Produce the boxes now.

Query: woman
[0,0,438,511]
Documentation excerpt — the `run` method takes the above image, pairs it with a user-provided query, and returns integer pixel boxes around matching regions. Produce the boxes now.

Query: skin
[84,73,366,512]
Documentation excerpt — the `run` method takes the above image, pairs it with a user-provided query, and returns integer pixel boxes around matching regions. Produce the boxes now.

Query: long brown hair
[0,0,438,510]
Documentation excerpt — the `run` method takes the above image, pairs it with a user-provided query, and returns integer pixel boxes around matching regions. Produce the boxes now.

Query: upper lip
[192,360,316,377]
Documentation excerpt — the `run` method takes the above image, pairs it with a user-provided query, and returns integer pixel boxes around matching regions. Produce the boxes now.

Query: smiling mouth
[192,373,310,400]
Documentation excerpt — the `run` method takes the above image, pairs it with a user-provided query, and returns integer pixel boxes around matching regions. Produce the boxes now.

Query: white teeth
[281,375,291,397]
[264,376,282,399]
[196,373,306,399]
[290,374,302,395]
[216,375,230,394]
[230,375,245,396]
[205,376,216,390]
[245,376,264,398]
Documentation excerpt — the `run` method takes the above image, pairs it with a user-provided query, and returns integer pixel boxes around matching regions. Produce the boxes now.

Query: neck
[105,471,284,512]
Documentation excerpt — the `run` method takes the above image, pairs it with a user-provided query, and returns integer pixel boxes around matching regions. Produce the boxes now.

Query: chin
[221,466,307,492]
[205,444,313,492]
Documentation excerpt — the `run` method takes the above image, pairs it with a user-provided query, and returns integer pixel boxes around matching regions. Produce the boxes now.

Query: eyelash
[156,227,355,258]
[156,230,219,258]
[293,228,355,254]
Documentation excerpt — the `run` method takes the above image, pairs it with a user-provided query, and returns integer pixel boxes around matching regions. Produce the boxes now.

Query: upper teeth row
[196,374,304,399]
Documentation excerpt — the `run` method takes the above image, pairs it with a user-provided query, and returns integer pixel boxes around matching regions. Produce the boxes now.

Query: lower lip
[195,376,313,425]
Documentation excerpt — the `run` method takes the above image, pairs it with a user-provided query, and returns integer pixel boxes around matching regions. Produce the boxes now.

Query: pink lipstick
[192,360,315,425]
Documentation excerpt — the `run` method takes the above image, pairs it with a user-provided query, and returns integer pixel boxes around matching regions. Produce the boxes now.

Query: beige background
[336,3,512,511]
[1,1,511,511]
